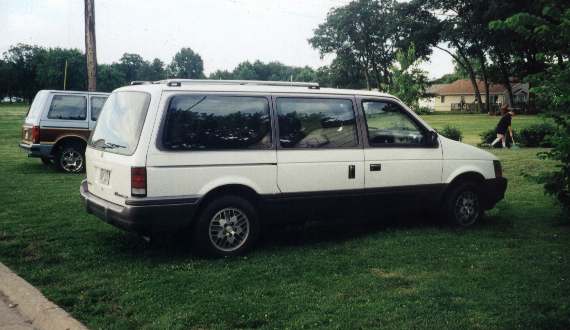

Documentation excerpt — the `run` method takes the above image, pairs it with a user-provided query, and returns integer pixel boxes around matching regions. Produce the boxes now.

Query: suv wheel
[56,145,85,173]
[444,182,482,227]
[193,195,260,257]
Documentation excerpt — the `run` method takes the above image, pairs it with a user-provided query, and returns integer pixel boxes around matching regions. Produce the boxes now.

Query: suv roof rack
[130,81,152,85]
[157,79,320,89]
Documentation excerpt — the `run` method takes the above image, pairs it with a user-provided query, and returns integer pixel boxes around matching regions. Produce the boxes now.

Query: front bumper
[481,177,508,209]
[19,142,51,158]
[80,180,199,234]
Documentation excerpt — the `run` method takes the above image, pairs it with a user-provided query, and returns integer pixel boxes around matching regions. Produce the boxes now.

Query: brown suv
[20,90,109,173]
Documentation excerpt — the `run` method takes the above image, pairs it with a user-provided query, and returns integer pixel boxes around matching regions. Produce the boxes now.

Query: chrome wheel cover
[208,207,250,252]
[60,150,83,173]
[454,191,479,226]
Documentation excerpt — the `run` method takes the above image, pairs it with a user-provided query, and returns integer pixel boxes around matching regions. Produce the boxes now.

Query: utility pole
[84,0,97,91]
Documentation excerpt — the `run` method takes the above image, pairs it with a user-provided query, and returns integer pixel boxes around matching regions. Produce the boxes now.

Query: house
[424,79,529,112]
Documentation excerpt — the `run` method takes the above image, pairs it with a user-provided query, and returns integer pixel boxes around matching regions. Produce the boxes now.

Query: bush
[518,123,556,147]
[440,125,463,141]
[414,106,433,115]
[479,123,556,148]
[479,128,520,147]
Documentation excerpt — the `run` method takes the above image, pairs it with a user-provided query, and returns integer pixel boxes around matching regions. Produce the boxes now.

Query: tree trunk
[84,0,97,91]
[455,47,484,112]
[436,44,484,112]
[477,50,491,114]
[496,52,514,106]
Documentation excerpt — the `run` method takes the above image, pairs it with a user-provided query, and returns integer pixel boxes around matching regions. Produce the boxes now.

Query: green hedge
[479,123,556,147]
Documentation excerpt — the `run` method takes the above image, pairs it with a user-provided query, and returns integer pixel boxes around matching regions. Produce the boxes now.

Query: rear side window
[90,96,107,121]
[47,95,87,120]
[90,92,151,156]
[162,95,271,150]
[276,98,358,148]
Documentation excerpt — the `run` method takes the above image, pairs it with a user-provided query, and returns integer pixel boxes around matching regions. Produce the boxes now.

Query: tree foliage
[168,47,204,79]
[388,44,429,111]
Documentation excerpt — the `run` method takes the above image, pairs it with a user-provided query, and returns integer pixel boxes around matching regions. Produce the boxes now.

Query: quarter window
[362,101,425,146]
[162,95,271,150]
[90,96,108,121]
[276,98,358,148]
[47,95,87,120]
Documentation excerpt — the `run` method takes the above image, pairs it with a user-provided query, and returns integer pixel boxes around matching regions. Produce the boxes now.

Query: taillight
[131,167,147,197]
[493,160,502,178]
[31,126,40,144]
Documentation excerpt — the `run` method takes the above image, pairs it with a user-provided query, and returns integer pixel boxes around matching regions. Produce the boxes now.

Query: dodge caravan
[80,80,507,257]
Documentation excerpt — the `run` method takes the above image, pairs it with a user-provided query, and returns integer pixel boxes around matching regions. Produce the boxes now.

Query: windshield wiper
[103,142,126,149]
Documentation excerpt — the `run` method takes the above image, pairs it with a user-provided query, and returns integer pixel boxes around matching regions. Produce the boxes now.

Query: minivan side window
[362,101,425,146]
[276,98,358,148]
[90,96,107,121]
[162,95,271,150]
[47,95,87,120]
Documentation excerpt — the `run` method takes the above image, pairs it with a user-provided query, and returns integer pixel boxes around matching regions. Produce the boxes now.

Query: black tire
[55,144,85,173]
[443,182,483,227]
[40,156,52,166]
[193,195,260,257]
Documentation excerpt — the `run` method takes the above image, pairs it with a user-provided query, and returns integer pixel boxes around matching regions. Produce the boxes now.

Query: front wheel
[55,145,85,173]
[193,195,260,257]
[443,182,482,227]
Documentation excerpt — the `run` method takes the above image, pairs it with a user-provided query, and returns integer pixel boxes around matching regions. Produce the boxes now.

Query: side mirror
[426,130,439,147]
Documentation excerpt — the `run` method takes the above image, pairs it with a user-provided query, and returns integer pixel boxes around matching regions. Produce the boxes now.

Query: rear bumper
[481,177,508,209]
[80,180,199,234]
[19,143,52,158]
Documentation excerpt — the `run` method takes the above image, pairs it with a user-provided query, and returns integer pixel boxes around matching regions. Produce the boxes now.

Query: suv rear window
[162,95,271,150]
[90,92,151,155]
[47,95,87,120]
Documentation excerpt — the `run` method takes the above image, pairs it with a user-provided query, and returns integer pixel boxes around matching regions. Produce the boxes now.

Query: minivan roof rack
[130,81,152,85]
[157,79,320,89]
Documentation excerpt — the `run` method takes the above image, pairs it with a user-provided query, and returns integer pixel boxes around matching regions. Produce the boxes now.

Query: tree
[35,47,86,91]
[2,44,45,101]
[492,1,570,214]
[97,63,126,92]
[147,58,166,81]
[388,44,429,110]
[118,53,149,83]
[309,0,399,91]
[168,47,204,79]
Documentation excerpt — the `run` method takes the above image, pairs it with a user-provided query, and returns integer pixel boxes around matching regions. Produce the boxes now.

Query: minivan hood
[439,136,496,161]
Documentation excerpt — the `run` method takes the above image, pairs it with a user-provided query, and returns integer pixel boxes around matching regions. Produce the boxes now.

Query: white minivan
[80,80,507,256]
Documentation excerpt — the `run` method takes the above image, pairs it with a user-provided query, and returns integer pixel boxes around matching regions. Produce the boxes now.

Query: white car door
[275,95,364,195]
[358,97,442,195]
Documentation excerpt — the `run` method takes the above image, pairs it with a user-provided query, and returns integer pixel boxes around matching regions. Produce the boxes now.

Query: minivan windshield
[89,91,150,155]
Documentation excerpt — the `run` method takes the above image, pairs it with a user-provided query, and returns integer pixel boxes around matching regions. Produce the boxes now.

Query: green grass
[423,112,550,145]
[1,106,568,329]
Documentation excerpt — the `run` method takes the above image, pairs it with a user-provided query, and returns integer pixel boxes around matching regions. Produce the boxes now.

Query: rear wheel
[55,144,85,173]
[443,182,482,227]
[193,195,260,257]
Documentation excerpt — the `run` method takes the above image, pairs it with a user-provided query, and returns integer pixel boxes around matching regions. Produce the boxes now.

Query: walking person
[491,105,515,148]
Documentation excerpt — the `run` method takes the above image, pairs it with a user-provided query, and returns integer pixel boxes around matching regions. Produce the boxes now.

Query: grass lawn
[0,105,568,329]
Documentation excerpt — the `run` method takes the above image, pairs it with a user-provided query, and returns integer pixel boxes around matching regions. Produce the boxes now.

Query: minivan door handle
[370,164,382,171]
[348,165,355,179]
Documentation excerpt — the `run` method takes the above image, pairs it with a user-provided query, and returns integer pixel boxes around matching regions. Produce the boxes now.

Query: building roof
[431,79,507,95]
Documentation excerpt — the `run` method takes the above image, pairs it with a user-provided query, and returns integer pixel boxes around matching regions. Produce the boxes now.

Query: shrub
[414,106,433,115]
[479,128,520,147]
[479,123,556,148]
[440,125,463,141]
[518,123,556,147]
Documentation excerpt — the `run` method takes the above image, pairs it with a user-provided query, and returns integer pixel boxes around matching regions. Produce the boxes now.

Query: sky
[0,0,454,79]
